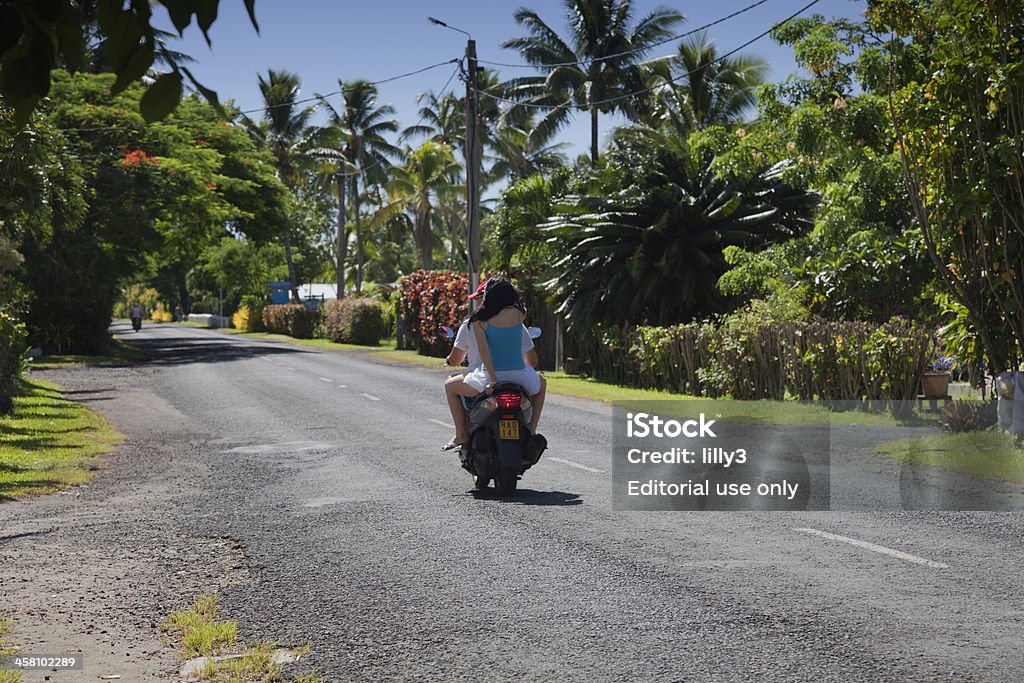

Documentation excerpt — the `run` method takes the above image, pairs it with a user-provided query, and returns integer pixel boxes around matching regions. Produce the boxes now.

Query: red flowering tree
[399,270,469,356]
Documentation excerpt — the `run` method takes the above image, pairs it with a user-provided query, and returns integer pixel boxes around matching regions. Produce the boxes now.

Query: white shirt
[454,322,481,371]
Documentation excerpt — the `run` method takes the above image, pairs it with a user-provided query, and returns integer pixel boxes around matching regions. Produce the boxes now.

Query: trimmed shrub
[323,298,386,345]
[399,270,469,356]
[575,314,934,402]
[262,304,316,339]
[0,309,28,415]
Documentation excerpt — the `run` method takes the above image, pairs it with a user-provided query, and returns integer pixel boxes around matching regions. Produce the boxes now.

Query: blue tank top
[485,323,525,371]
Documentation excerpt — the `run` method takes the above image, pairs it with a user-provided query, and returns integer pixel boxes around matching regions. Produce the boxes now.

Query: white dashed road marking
[361,393,381,402]
[549,457,605,474]
[319,377,332,383]
[795,528,949,569]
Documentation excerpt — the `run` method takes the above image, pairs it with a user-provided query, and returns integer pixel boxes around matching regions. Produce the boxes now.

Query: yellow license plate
[499,419,520,440]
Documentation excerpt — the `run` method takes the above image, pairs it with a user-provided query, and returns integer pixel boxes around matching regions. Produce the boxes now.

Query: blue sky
[156,0,867,158]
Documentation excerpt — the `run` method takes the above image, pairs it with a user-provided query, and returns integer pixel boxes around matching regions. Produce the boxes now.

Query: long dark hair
[468,276,525,323]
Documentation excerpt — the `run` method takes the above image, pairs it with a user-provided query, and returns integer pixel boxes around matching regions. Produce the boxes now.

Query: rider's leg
[444,375,480,445]
[528,374,546,436]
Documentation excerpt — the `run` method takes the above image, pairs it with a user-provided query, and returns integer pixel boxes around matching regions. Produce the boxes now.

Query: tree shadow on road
[470,488,583,506]
[119,335,316,367]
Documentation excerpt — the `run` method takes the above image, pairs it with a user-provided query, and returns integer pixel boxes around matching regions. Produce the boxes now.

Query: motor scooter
[131,316,142,332]
[443,325,547,495]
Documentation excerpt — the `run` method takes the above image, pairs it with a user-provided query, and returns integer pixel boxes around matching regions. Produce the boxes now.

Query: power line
[481,0,772,70]
[336,60,465,179]
[479,0,822,112]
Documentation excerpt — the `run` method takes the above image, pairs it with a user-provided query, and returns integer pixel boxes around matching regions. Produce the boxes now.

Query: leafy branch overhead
[0,0,259,127]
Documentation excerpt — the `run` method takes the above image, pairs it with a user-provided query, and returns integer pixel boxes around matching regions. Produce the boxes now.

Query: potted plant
[922,356,954,398]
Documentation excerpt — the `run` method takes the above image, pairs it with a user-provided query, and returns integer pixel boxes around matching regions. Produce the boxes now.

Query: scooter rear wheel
[495,466,518,496]
[474,475,490,490]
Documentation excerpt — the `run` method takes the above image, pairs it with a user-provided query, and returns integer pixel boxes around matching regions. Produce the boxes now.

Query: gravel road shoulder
[1,363,257,682]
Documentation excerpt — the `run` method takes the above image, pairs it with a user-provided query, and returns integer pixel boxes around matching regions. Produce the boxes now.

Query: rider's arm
[472,321,497,387]
[446,347,467,366]
[521,322,538,368]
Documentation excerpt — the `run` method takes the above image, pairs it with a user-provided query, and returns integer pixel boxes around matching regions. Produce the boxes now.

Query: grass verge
[162,594,318,682]
[0,618,21,683]
[875,430,1024,482]
[29,337,148,369]
[363,350,935,425]
[0,380,122,500]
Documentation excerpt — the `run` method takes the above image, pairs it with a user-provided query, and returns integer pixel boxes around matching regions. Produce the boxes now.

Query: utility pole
[336,171,347,300]
[464,38,483,308]
[430,17,482,308]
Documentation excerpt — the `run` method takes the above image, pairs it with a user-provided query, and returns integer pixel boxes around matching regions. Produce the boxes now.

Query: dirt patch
[0,365,258,681]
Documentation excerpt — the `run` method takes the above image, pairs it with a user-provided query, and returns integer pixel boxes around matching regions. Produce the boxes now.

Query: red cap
[468,278,488,300]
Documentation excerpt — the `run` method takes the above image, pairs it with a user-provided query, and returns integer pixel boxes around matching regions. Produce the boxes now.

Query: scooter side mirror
[442,325,455,340]
[527,326,542,339]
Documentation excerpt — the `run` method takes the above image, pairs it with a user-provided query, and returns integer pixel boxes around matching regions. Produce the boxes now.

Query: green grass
[0,618,22,682]
[161,594,238,657]
[29,337,148,368]
[875,430,1024,482]
[162,594,318,682]
[0,380,123,500]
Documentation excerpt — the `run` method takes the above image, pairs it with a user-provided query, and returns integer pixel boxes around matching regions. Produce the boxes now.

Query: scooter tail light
[495,392,521,409]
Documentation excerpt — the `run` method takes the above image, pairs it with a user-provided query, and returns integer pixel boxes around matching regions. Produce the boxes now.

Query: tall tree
[401,90,465,148]
[13,72,285,352]
[644,31,768,132]
[501,0,683,162]
[873,0,1024,371]
[373,140,460,270]
[319,81,400,293]
[401,90,467,268]
[245,69,314,301]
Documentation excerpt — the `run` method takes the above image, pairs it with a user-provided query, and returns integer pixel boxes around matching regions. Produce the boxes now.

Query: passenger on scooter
[443,276,547,450]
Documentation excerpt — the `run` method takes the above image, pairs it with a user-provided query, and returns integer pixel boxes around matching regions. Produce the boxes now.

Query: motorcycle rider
[130,302,143,331]
[442,276,546,450]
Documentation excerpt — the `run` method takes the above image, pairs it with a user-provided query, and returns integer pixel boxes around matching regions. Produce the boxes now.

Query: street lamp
[428,16,482,308]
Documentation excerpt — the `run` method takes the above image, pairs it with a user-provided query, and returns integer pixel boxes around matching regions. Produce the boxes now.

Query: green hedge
[0,309,28,415]
[578,316,933,401]
[323,298,385,346]
[262,304,317,339]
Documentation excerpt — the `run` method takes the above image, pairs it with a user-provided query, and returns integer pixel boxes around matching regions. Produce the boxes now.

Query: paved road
[8,323,1024,681]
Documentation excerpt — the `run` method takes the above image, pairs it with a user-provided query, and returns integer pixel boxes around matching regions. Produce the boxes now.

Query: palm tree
[501,0,683,162]
[319,81,400,294]
[645,31,768,132]
[243,69,315,302]
[400,90,465,148]
[373,140,460,270]
[487,113,569,184]
[544,125,818,328]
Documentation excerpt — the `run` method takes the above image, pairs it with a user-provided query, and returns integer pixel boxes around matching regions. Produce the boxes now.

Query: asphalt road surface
[7,323,1024,681]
